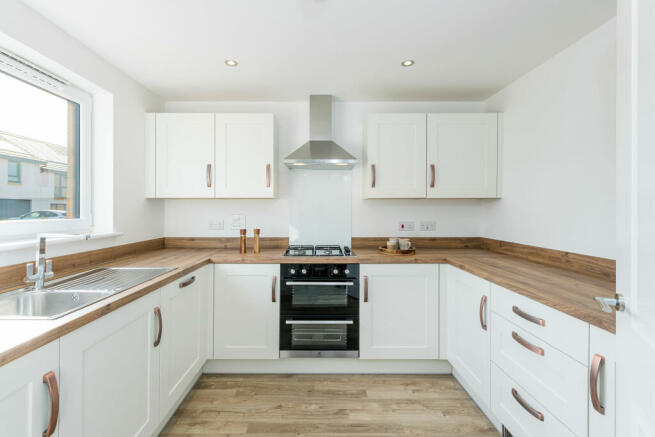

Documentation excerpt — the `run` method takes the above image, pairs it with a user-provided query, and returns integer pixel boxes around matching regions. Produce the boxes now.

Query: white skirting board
[203,359,453,374]
[453,368,501,433]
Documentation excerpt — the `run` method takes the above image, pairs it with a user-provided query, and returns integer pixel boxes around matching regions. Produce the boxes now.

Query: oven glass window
[291,323,348,349]
[291,284,348,306]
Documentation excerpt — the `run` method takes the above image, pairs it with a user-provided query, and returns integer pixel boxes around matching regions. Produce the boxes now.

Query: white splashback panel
[289,170,351,247]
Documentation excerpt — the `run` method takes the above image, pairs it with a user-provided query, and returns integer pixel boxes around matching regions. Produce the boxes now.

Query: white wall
[483,19,616,258]
[163,101,487,239]
[0,0,165,266]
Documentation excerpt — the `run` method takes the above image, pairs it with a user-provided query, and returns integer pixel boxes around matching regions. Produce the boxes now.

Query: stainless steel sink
[0,267,174,319]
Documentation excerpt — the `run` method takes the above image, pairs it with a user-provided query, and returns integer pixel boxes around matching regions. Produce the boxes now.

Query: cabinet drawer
[491,313,587,436]
[492,364,576,437]
[490,283,588,364]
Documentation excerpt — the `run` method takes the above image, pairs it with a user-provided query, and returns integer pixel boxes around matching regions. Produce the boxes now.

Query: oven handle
[285,281,355,286]
[285,320,354,325]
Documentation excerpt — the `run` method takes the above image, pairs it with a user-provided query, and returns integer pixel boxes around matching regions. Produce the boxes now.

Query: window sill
[0,232,124,253]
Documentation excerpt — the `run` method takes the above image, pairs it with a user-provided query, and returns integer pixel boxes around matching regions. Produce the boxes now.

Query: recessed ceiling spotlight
[401,59,415,67]
[225,59,238,67]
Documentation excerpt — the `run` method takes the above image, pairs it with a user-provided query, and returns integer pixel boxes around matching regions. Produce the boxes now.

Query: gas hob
[284,245,352,257]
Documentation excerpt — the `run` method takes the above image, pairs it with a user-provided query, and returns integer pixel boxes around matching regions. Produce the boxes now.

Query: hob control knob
[290,268,296,275]
[333,269,339,275]
[344,269,350,275]
[301,268,307,275]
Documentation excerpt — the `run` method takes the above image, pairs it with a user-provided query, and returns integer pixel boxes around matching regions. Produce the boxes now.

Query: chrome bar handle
[42,371,59,437]
[179,276,196,288]
[430,164,436,188]
[153,307,162,347]
[590,353,606,415]
[512,331,545,356]
[479,295,488,331]
[512,305,546,326]
[285,320,354,325]
[512,388,544,421]
[594,294,625,313]
[285,281,355,286]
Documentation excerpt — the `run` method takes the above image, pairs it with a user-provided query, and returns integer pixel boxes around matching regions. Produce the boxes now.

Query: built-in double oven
[279,264,359,358]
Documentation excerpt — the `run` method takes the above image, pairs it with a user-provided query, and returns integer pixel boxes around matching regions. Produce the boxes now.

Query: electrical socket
[209,220,224,231]
[398,221,415,232]
[419,220,437,232]
[231,214,246,230]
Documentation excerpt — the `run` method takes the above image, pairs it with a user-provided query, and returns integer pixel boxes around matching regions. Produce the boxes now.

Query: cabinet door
[59,291,161,437]
[364,114,426,198]
[589,326,615,437]
[215,114,275,198]
[155,113,215,198]
[0,341,60,437]
[359,264,438,359]
[427,113,498,198]
[214,264,280,359]
[446,265,491,406]
[159,266,212,417]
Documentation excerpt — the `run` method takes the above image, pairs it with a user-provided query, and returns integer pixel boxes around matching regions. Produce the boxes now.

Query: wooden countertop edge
[0,247,615,367]
[0,255,211,368]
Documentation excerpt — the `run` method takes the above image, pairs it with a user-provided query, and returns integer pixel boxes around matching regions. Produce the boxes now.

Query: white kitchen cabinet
[214,264,280,359]
[215,113,276,198]
[426,113,498,198]
[59,290,161,437]
[147,113,276,199]
[491,312,588,437]
[492,363,576,437]
[0,340,60,437]
[159,266,213,418]
[359,264,438,359]
[589,326,615,437]
[446,265,491,406]
[155,113,215,198]
[364,114,427,198]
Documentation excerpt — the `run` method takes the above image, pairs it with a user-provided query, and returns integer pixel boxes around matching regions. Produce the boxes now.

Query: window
[7,159,20,183]
[0,49,91,238]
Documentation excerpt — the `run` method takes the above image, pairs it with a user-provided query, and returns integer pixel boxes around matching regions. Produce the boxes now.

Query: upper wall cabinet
[155,113,215,198]
[146,113,276,199]
[364,113,500,199]
[427,113,498,198]
[364,114,427,198]
[215,114,275,198]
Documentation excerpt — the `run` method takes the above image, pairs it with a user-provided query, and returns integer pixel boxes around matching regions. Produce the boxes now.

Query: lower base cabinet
[589,326,616,437]
[159,266,212,418]
[59,290,161,437]
[359,264,438,359]
[214,264,280,359]
[0,340,60,437]
[445,265,491,406]
[492,363,576,437]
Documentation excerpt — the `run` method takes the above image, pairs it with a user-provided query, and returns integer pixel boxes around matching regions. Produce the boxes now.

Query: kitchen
[0,1,650,436]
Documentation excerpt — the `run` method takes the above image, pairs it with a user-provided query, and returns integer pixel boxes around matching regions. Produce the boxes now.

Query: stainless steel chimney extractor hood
[284,95,357,170]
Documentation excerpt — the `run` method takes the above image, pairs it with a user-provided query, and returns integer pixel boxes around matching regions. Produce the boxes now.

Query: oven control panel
[281,264,359,279]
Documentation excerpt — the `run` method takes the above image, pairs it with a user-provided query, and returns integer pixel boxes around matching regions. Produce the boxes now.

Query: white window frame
[0,51,93,240]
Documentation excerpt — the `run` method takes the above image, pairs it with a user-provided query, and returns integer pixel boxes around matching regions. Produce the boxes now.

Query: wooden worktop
[0,239,615,367]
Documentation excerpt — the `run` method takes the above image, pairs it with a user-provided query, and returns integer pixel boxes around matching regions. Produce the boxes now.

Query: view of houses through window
[0,70,80,221]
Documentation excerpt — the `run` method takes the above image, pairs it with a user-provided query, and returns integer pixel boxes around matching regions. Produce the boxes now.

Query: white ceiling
[21,0,615,101]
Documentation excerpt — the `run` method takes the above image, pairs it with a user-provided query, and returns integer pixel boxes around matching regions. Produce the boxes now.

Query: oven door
[280,280,359,316]
[279,315,359,358]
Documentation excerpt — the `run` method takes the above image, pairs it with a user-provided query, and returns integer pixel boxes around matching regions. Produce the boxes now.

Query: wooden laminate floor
[160,374,498,436]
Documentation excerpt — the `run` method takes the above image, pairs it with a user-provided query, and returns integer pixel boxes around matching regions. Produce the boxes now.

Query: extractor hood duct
[284,95,357,170]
